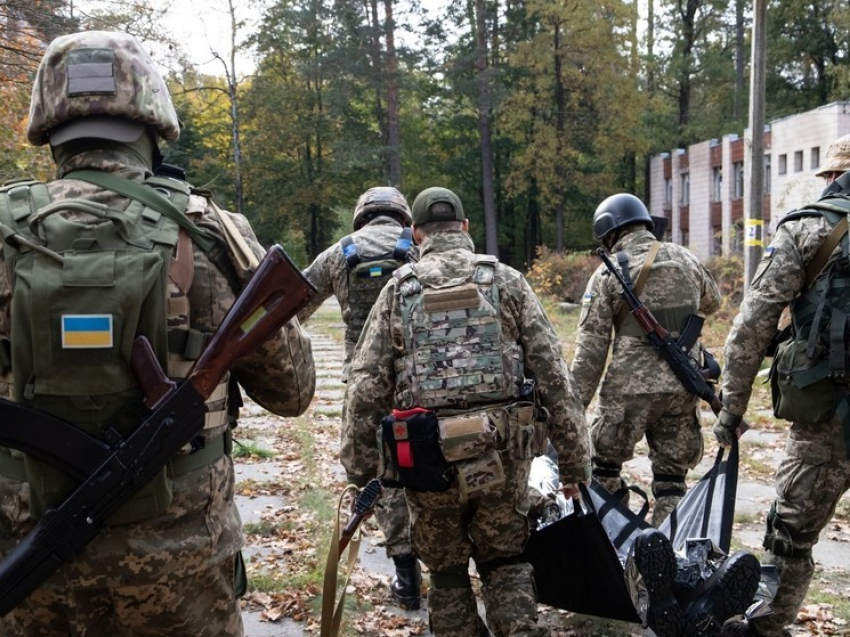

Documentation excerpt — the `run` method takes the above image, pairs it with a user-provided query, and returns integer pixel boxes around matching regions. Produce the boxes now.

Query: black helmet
[592,193,654,244]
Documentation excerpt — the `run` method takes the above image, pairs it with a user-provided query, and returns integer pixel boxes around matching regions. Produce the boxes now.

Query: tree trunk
[384,0,402,188]
[553,21,566,253]
[227,0,244,216]
[735,0,745,120]
[367,0,389,182]
[474,0,498,257]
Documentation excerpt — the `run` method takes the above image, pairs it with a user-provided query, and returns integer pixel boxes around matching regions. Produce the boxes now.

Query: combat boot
[390,553,422,610]
[632,528,686,637]
[682,551,761,636]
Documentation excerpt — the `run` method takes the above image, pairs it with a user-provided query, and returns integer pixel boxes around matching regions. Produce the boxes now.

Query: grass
[232,440,277,459]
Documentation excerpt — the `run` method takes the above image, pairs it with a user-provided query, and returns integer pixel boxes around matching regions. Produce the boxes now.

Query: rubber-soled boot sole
[634,529,686,637]
[687,551,761,636]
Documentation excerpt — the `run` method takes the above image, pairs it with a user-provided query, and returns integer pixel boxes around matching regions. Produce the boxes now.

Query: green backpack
[0,169,213,523]
[770,196,850,453]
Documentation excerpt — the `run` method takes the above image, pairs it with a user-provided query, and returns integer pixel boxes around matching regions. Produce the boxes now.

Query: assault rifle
[0,245,316,616]
[597,248,747,436]
[339,478,383,554]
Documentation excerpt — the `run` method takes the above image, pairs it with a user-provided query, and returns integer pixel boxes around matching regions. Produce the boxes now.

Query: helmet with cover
[27,30,180,147]
[352,187,412,230]
[592,193,654,245]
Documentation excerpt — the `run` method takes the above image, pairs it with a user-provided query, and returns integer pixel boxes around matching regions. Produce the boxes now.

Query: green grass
[232,440,276,459]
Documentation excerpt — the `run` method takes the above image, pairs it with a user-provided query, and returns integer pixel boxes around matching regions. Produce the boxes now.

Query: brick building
[647,101,850,260]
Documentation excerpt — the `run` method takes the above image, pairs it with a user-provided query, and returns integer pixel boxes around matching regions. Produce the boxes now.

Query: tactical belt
[0,428,232,482]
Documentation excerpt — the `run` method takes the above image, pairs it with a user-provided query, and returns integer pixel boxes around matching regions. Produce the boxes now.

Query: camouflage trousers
[590,390,703,526]
[373,484,413,557]
[751,418,850,637]
[406,457,546,637]
[2,554,243,637]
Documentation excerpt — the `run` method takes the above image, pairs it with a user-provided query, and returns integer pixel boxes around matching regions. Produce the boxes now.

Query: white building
[647,101,850,260]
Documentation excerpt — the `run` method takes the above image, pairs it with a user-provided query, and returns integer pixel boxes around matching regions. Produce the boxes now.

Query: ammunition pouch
[438,412,496,461]
[770,338,837,425]
[763,503,815,559]
[381,408,453,492]
[487,401,547,460]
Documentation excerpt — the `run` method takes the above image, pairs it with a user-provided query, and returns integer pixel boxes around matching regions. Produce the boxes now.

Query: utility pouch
[770,339,836,425]
[381,408,453,492]
[455,449,505,500]
[438,412,496,462]
[506,402,548,460]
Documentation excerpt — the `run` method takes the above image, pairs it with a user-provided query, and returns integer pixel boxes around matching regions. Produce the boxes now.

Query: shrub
[526,247,599,303]
[704,255,744,315]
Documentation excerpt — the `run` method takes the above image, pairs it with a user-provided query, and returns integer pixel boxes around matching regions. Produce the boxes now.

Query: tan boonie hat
[411,187,465,226]
[27,30,180,146]
[816,134,850,177]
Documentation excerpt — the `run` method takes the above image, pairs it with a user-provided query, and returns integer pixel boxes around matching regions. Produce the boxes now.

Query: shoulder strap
[805,216,848,290]
[340,235,360,269]
[393,227,414,261]
[64,169,216,254]
[614,242,660,328]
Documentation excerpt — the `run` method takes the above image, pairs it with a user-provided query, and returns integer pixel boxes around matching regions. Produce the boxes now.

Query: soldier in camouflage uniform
[297,187,422,608]
[0,31,315,637]
[342,187,590,637]
[572,193,721,526]
[715,135,850,637]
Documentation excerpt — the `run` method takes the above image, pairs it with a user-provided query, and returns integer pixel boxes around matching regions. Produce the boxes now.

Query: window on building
[712,228,722,256]
[680,173,689,206]
[779,154,787,175]
[664,178,672,207]
[733,161,744,199]
[712,167,722,202]
[812,147,820,170]
[794,150,803,172]
[764,154,771,193]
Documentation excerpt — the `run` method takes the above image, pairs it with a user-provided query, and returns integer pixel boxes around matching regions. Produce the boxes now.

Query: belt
[0,428,232,482]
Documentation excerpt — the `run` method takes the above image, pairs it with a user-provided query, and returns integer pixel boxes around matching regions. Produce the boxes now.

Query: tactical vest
[770,199,850,448]
[0,171,233,523]
[340,227,413,347]
[392,255,524,411]
[614,246,699,340]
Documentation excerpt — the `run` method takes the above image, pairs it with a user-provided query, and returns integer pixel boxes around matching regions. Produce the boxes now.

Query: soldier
[572,193,722,527]
[0,31,315,637]
[297,187,421,608]
[715,135,850,637]
[342,186,590,636]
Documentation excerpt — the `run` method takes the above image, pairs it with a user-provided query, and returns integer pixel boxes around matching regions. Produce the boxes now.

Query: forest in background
[0,0,849,269]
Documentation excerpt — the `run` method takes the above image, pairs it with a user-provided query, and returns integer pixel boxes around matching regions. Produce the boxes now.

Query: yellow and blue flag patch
[61,314,114,349]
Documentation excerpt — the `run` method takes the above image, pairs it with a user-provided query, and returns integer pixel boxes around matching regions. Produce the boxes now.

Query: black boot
[685,551,761,636]
[633,528,686,637]
[390,553,422,610]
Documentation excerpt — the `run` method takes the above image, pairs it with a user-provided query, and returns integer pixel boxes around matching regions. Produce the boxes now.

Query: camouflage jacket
[342,230,590,486]
[572,228,721,407]
[721,211,839,417]
[297,216,418,366]
[0,147,315,587]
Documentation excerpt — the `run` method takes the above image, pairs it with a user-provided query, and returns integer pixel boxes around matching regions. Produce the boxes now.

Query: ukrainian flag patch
[61,314,114,349]
[369,265,383,277]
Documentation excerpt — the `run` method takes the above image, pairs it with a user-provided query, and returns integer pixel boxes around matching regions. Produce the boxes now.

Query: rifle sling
[615,241,660,328]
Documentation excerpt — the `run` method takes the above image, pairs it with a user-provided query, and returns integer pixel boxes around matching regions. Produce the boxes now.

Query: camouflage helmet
[592,193,654,243]
[27,30,180,147]
[411,187,465,226]
[352,187,412,230]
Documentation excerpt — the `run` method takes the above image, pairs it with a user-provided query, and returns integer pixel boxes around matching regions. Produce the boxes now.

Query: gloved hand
[712,409,743,447]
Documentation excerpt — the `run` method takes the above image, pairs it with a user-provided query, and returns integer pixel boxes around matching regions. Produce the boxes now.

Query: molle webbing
[393,256,523,410]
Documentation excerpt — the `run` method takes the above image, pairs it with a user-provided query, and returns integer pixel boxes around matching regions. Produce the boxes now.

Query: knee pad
[763,503,816,559]
[430,564,472,590]
[592,459,622,480]
[476,555,523,582]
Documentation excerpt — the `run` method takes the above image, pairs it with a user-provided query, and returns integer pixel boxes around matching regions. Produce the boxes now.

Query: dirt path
[235,299,850,637]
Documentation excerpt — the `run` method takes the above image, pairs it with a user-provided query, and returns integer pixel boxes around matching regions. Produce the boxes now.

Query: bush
[526,247,598,303]
[704,255,744,315]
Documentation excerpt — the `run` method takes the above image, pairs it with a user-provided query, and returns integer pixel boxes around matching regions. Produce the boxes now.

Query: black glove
[712,409,743,447]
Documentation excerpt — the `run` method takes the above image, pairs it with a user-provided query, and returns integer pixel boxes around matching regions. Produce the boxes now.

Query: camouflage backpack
[0,170,222,522]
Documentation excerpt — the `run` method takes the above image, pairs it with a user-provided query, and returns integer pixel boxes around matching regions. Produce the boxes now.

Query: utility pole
[744,0,767,290]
